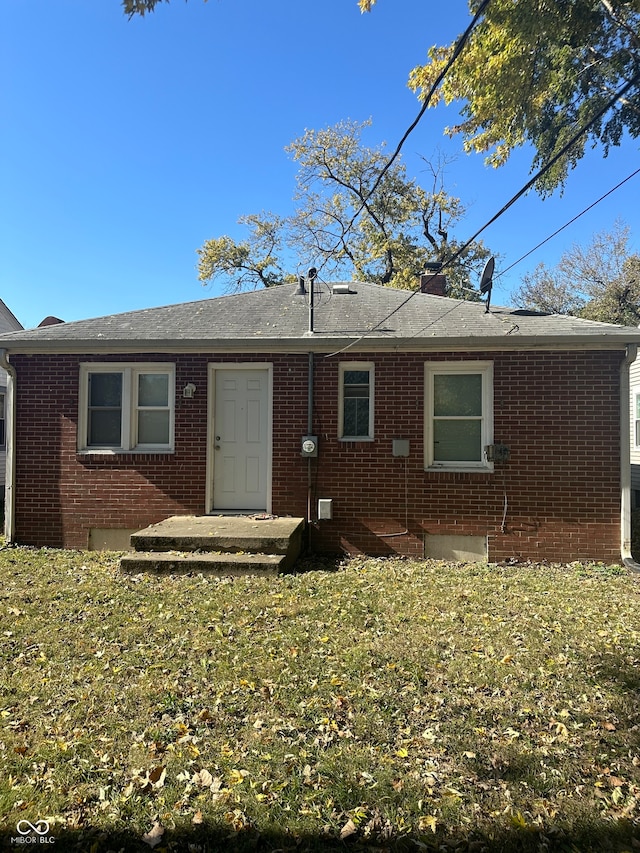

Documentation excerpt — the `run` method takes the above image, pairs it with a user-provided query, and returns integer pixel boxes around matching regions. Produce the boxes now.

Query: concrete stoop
[120,515,305,575]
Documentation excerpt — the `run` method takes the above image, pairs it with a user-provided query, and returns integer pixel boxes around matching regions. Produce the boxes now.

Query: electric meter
[301,435,318,457]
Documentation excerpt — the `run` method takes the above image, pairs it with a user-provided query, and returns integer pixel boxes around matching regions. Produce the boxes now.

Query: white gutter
[0,349,16,543]
[620,343,640,572]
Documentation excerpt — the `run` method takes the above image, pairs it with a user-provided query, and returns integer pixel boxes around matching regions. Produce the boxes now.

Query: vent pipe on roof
[296,267,319,333]
[307,267,317,333]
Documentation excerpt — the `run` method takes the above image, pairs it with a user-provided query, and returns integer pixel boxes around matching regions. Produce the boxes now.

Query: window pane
[89,373,122,407]
[344,370,369,386]
[344,384,369,398]
[434,374,481,417]
[88,373,122,446]
[138,410,170,444]
[343,398,370,437]
[0,393,5,448]
[89,410,122,446]
[342,368,371,437]
[433,419,482,461]
[139,373,169,407]
[635,395,640,419]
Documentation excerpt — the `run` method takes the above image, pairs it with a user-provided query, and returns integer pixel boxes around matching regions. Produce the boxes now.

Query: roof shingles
[1,283,638,352]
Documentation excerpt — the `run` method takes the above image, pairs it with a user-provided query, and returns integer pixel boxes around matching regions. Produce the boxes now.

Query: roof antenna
[480,256,495,314]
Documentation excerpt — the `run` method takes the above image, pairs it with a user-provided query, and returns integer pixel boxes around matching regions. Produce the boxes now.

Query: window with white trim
[339,362,374,440]
[424,361,493,470]
[634,388,640,448]
[78,364,175,452]
[0,391,5,449]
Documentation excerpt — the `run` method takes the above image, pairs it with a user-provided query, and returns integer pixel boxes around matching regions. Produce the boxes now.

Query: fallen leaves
[1,551,640,848]
[141,819,164,848]
[133,765,166,795]
[339,817,358,839]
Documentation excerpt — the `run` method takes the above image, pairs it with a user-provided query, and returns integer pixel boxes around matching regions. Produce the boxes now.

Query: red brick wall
[10,349,624,562]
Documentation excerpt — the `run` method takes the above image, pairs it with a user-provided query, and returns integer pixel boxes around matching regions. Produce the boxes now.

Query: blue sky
[1,0,638,330]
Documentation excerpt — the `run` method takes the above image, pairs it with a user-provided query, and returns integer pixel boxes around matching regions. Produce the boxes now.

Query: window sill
[77,448,174,456]
[425,464,494,474]
[339,437,375,443]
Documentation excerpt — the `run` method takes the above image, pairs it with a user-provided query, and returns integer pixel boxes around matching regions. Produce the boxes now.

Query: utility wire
[496,166,640,279]
[316,0,492,281]
[356,0,492,212]
[325,70,640,358]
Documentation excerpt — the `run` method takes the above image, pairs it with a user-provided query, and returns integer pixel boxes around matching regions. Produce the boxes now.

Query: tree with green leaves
[122,0,176,14]
[128,0,639,197]
[401,0,640,194]
[514,222,640,325]
[197,120,491,295]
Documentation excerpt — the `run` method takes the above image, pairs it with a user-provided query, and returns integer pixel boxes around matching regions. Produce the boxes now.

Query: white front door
[211,367,271,511]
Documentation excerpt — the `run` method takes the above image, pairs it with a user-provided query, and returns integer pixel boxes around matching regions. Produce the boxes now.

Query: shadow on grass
[596,653,640,699]
[1,817,639,853]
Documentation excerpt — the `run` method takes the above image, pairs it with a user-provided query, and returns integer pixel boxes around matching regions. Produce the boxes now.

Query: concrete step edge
[129,535,296,555]
[120,551,285,575]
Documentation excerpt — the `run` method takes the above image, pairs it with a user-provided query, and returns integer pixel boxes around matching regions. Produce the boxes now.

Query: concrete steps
[120,515,305,575]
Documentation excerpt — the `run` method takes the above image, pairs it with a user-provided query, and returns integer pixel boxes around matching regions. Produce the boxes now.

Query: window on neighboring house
[0,392,5,449]
[634,389,640,448]
[339,363,374,440]
[79,364,175,452]
[424,361,493,470]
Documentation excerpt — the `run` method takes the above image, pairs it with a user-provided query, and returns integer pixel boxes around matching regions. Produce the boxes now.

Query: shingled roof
[1,282,639,353]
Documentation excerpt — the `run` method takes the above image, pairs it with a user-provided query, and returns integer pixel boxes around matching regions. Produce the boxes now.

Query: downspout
[0,349,16,543]
[620,343,640,572]
[307,352,314,531]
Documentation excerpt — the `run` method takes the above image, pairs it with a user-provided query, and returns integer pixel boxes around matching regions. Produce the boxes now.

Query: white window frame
[0,390,5,449]
[424,361,493,472]
[78,363,175,453]
[338,362,375,441]
[634,388,640,449]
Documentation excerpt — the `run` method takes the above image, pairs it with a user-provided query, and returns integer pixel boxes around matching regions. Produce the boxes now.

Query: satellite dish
[480,256,495,294]
[479,256,495,313]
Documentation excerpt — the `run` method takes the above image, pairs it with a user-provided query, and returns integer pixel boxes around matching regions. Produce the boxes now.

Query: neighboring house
[0,278,639,564]
[630,355,640,508]
[0,300,23,513]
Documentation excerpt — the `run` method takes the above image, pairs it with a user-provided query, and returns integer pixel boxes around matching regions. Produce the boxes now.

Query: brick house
[1,279,639,564]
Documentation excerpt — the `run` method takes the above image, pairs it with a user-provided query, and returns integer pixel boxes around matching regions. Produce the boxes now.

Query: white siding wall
[630,356,640,497]
[0,302,23,493]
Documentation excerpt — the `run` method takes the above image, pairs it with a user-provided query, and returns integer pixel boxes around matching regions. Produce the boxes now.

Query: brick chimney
[420,272,447,296]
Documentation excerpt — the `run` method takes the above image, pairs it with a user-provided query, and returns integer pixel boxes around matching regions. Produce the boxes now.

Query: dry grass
[0,549,639,851]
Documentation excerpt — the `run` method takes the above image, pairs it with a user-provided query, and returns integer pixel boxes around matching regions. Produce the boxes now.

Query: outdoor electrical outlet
[318,499,333,520]
[485,443,510,463]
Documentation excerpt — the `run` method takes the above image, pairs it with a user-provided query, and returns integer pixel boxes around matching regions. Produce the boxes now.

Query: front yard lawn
[0,549,639,851]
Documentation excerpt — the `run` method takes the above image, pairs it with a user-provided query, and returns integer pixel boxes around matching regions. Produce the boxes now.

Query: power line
[325,70,640,357]
[316,0,492,280]
[496,167,640,279]
[359,0,492,207]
